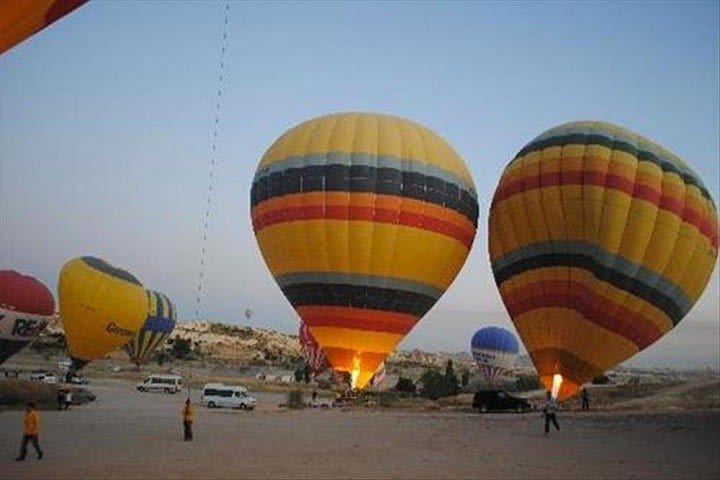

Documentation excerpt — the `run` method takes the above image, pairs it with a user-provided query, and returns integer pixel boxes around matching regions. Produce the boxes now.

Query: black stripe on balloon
[492,253,684,325]
[81,256,141,285]
[280,283,436,317]
[512,133,713,205]
[251,165,479,226]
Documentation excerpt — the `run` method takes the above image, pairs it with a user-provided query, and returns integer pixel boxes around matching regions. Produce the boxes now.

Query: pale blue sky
[1,1,718,367]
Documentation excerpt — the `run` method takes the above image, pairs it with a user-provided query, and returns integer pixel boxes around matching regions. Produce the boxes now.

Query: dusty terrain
[0,378,717,480]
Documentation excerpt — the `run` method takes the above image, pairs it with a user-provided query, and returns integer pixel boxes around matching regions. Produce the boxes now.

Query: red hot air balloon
[0,270,55,364]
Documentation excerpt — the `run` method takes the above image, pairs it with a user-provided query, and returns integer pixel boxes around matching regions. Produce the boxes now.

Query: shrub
[394,377,416,395]
[592,374,610,385]
[285,389,304,409]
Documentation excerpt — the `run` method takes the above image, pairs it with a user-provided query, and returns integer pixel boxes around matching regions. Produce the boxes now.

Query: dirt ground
[0,378,717,480]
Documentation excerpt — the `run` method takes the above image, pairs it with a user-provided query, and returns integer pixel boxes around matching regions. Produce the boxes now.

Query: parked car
[72,387,97,404]
[472,389,531,413]
[29,373,57,384]
[135,374,183,394]
[202,383,256,410]
[70,375,89,385]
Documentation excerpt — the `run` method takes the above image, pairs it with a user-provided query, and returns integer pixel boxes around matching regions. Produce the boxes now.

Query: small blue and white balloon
[471,326,519,383]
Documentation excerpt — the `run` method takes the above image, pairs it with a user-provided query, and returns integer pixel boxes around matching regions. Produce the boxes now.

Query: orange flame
[350,356,361,390]
[551,374,563,399]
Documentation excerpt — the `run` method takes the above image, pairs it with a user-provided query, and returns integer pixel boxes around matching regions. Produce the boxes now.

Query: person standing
[581,387,590,411]
[15,402,43,461]
[64,389,73,410]
[57,389,65,411]
[182,398,194,441]
[543,391,560,434]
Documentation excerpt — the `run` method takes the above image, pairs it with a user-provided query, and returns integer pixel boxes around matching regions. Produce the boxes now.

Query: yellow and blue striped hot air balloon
[59,256,148,370]
[124,290,177,369]
[251,112,478,389]
[489,121,718,400]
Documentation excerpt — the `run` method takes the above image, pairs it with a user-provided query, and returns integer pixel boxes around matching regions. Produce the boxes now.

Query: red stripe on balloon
[502,280,663,350]
[492,170,718,249]
[252,204,475,249]
[296,305,417,335]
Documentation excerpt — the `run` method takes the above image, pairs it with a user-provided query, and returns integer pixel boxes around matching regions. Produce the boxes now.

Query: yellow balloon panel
[59,257,147,364]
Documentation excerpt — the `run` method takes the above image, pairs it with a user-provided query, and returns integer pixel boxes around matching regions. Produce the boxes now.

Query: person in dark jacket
[581,387,590,411]
[543,391,560,434]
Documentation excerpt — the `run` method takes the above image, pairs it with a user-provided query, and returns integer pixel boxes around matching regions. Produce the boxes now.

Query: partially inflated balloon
[470,326,519,383]
[252,112,478,389]
[299,320,330,377]
[489,121,718,400]
[0,270,55,364]
[124,290,176,368]
[0,0,87,54]
[59,256,147,367]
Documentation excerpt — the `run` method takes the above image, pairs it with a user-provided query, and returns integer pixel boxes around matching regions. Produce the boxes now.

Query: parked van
[136,374,182,394]
[202,383,256,410]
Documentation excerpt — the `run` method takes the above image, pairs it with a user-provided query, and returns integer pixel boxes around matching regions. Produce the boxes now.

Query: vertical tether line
[195,1,230,321]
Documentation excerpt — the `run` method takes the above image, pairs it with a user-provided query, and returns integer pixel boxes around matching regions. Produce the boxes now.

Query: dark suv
[472,389,531,413]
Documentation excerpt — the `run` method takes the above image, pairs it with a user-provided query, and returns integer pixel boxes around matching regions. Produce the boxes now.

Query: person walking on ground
[581,387,590,411]
[57,389,65,411]
[182,398,194,441]
[64,389,73,410]
[543,391,560,435]
[15,402,43,461]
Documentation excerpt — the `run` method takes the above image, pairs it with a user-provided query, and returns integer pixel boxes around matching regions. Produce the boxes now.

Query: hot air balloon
[58,256,148,373]
[470,326,519,383]
[124,290,176,369]
[0,270,55,364]
[489,121,718,400]
[0,0,87,54]
[299,320,330,378]
[252,112,478,389]
[244,308,253,320]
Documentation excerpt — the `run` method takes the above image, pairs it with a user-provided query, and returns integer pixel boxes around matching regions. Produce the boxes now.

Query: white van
[202,383,256,410]
[136,374,182,394]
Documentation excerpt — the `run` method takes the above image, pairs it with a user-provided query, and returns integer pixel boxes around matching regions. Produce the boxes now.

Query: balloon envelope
[59,256,147,367]
[252,112,478,389]
[124,290,176,367]
[299,320,330,377]
[489,121,718,399]
[0,270,55,364]
[470,326,519,383]
[0,0,87,54]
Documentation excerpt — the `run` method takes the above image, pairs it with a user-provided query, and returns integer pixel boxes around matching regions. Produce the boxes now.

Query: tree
[294,365,304,383]
[394,377,416,395]
[461,369,469,387]
[444,359,459,396]
[419,369,446,400]
[592,374,610,385]
[303,363,311,384]
[171,337,192,360]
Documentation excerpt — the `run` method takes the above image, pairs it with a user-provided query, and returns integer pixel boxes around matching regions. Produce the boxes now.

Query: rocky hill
[43,317,479,371]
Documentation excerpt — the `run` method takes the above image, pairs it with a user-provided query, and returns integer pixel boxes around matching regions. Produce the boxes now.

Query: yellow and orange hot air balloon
[489,121,718,400]
[0,0,87,55]
[251,112,478,389]
[59,256,148,370]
